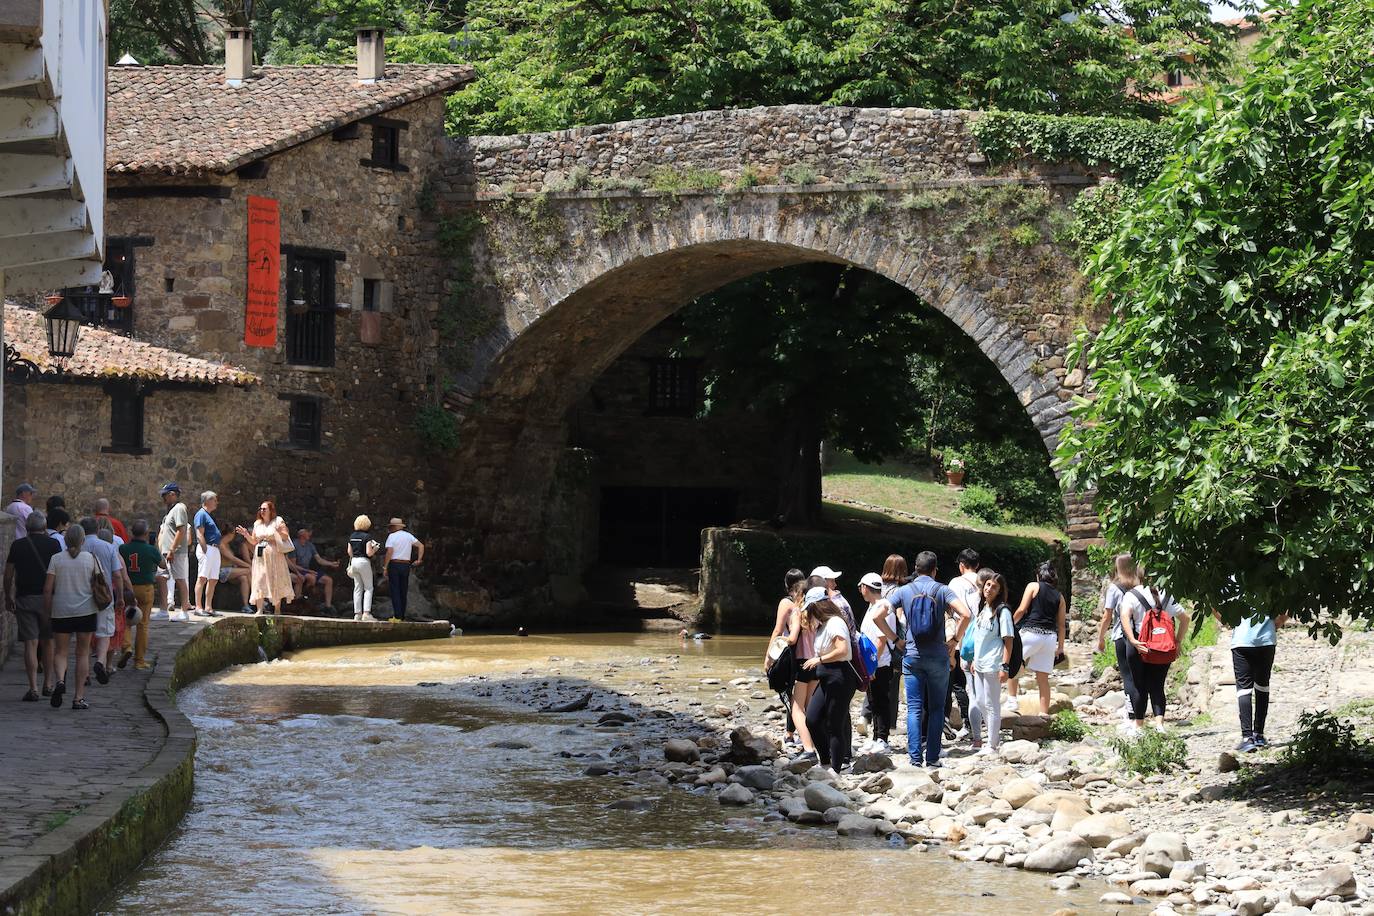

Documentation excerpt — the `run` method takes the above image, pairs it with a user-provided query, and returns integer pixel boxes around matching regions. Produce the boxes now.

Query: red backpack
[1131,588,1179,665]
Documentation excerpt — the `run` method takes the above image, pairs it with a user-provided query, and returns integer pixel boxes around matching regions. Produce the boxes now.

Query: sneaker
[71,698,89,710]
[1235,737,1259,753]
[50,681,65,708]
[793,750,818,763]
[240,605,256,615]
[1253,734,1269,748]
[362,614,379,622]
[134,662,153,671]
[871,739,890,753]
[150,608,170,621]
[21,689,39,702]
[784,735,801,750]
[93,661,110,685]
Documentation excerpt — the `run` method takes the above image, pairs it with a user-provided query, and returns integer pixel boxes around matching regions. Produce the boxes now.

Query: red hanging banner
[244,196,280,348]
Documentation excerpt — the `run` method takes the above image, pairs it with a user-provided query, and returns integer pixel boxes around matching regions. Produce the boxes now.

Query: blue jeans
[904,654,951,765]
[388,563,410,619]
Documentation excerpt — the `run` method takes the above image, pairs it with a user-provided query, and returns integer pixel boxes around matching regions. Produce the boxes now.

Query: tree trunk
[777,406,822,526]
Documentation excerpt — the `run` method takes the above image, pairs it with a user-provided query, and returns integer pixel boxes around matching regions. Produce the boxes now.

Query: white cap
[801,586,828,608]
[859,572,883,591]
[810,566,842,580]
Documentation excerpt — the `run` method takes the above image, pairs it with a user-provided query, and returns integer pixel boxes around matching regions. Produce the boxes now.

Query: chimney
[225,28,252,86]
[357,27,385,83]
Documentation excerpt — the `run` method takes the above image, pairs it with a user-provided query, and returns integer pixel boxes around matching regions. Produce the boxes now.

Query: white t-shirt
[46,550,99,618]
[861,600,897,668]
[949,573,980,641]
[385,530,419,561]
[1119,587,1184,637]
[814,616,852,662]
[1103,582,1125,641]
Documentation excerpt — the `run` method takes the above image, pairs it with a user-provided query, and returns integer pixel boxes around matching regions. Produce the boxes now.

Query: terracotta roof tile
[4,303,258,386]
[107,64,472,175]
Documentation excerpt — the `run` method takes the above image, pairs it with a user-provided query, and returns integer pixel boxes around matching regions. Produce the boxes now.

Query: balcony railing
[64,292,133,334]
[286,307,336,367]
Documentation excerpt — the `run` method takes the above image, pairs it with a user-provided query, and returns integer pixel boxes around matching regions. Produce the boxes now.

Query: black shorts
[51,613,97,634]
[795,665,818,683]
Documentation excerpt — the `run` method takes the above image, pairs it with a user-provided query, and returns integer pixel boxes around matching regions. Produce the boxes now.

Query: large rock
[779,797,809,820]
[735,765,776,791]
[1000,739,1042,764]
[1137,832,1190,877]
[1023,790,1087,814]
[850,752,894,774]
[1024,835,1095,873]
[728,726,779,764]
[804,782,850,812]
[836,814,880,836]
[1287,865,1356,908]
[663,739,700,763]
[997,778,1042,809]
[1073,812,1133,848]
[1050,799,1093,832]
[1315,823,1372,848]
[1234,889,1276,916]
[718,783,754,805]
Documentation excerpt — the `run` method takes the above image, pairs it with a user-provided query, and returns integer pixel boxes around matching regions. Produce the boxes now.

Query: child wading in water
[967,570,1015,753]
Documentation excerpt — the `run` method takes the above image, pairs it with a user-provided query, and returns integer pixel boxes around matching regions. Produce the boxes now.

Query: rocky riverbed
[431,630,1374,916]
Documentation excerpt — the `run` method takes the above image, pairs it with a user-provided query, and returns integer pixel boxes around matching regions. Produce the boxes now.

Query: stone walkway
[0,618,205,858]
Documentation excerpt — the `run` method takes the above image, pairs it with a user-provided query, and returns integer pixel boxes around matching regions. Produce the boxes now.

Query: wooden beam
[0,229,97,269]
[0,98,57,143]
[2,257,101,292]
[0,153,71,197]
[0,198,84,236]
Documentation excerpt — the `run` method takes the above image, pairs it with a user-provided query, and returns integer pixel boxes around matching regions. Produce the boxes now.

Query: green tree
[1058,0,1374,639]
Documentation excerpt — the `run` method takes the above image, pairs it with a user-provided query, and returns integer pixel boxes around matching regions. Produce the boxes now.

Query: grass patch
[822,451,1064,541]
[1050,709,1089,742]
[1091,647,1115,679]
[1108,728,1188,775]
[648,166,724,193]
[44,810,77,832]
[1167,614,1219,700]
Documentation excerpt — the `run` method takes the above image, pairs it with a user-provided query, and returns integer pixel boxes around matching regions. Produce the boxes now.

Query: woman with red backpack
[1118,580,1190,732]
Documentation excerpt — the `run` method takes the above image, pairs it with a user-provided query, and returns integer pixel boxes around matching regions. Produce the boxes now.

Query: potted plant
[112,295,132,309]
[942,451,966,488]
[44,294,64,307]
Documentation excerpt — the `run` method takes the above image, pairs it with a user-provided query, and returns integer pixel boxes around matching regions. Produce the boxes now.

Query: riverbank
[0,614,449,915]
[420,630,1374,915]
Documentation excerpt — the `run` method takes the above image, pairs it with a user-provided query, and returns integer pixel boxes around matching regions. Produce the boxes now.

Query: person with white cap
[382,518,424,622]
[858,572,899,752]
[6,483,37,540]
[799,586,858,773]
[809,565,855,628]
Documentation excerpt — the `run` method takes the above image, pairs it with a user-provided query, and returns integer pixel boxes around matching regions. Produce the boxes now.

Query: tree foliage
[1058,0,1374,638]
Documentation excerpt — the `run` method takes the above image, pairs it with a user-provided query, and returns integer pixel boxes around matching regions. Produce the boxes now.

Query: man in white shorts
[157,482,191,620]
[193,491,223,617]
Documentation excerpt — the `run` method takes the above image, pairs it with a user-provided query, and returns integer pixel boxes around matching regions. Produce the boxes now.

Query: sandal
[50,681,65,708]
[71,698,89,710]
[94,661,110,685]
[21,689,39,702]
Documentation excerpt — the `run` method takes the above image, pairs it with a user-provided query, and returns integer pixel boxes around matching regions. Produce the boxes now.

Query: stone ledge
[0,615,449,915]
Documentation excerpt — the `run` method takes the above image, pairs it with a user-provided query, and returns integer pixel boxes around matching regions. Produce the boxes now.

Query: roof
[4,304,259,386]
[106,64,473,175]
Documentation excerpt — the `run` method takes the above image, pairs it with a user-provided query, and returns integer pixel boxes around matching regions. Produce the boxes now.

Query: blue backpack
[906,585,942,643]
[857,633,880,677]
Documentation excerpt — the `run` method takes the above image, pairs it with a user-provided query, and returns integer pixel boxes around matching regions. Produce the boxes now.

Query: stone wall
[4,94,454,542]
[450,105,990,193]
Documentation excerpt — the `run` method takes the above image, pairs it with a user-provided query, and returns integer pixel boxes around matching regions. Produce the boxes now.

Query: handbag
[89,553,113,609]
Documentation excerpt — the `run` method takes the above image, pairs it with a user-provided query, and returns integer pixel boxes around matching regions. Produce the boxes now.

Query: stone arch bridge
[429,105,1107,610]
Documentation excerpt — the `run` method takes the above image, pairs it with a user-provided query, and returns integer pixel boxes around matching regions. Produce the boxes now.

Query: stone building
[2,31,471,543]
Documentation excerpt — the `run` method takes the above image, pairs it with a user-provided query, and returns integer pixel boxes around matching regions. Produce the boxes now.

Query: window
[362,278,381,312]
[646,358,700,417]
[1166,69,1185,88]
[104,387,146,454]
[285,251,336,367]
[65,237,139,334]
[371,124,399,166]
[287,397,322,448]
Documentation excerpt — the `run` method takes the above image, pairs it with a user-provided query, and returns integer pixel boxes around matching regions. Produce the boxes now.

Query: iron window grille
[646,358,700,417]
[287,397,322,449]
[285,252,336,367]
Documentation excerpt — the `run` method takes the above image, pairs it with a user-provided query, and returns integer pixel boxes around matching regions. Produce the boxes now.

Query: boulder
[735,765,776,791]
[663,738,700,763]
[1024,791,1089,814]
[823,806,850,824]
[998,778,1042,809]
[719,783,754,805]
[1130,878,1190,896]
[1348,812,1374,831]
[1073,812,1133,847]
[1105,834,1146,856]
[850,752,894,774]
[694,766,728,786]
[1218,751,1240,773]
[1233,889,1276,916]
[1096,690,1127,710]
[836,814,880,837]
[1024,835,1095,873]
[1170,861,1208,882]
[1137,832,1190,877]
[1004,715,1053,741]
[728,727,779,764]
[804,782,850,812]
[1287,865,1356,908]
[779,797,809,820]
[1009,807,1054,829]
[1315,823,1372,848]
[1000,739,1043,764]
[1050,799,1094,833]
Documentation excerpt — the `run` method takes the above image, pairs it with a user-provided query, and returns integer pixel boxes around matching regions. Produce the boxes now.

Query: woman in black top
[1011,562,1067,715]
[346,515,380,621]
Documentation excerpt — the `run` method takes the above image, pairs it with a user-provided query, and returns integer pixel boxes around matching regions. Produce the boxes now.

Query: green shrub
[1281,711,1370,775]
[1050,709,1088,742]
[964,439,1063,524]
[969,111,1171,186]
[958,485,1002,524]
[1091,647,1115,678]
[413,404,460,454]
[648,166,723,192]
[1108,728,1187,775]
[781,163,818,185]
[735,165,762,189]
[1010,223,1041,246]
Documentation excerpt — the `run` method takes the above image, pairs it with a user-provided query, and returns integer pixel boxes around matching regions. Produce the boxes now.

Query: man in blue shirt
[1224,609,1288,753]
[889,550,971,767]
[193,491,223,617]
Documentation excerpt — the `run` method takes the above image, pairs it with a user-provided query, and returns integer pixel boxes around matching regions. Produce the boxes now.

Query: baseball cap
[159,482,181,495]
[810,565,842,580]
[859,572,883,591]
[801,586,828,608]
[15,483,36,496]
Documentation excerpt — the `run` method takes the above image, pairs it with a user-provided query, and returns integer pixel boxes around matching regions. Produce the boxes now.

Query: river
[104,633,1113,914]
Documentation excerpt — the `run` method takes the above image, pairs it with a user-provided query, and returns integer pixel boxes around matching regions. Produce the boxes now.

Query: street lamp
[42,297,85,360]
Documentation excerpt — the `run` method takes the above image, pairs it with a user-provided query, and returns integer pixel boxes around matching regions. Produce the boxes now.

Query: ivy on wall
[970,111,1171,186]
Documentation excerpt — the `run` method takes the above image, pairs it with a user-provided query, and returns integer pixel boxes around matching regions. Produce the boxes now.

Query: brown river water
[104,633,1114,915]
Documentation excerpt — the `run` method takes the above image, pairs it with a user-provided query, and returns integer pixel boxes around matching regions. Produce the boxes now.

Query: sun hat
[388,517,405,528]
[810,565,841,580]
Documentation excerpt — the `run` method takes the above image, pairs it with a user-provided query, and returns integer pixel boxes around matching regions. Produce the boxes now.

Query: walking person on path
[967,570,1015,753]
[890,551,971,768]
[346,516,381,621]
[119,520,164,670]
[4,511,60,700]
[193,492,223,617]
[1118,581,1190,731]
[800,590,858,774]
[765,568,808,751]
[237,500,295,617]
[382,518,423,621]
[157,483,191,620]
[6,483,37,540]
[858,572,899,753]
[1097,554,1142,729]
[1220,605,1286,752]
[80,517,131,685]
[1011,562,1068,715]
[945,548,982,735]
[43,524,100,709]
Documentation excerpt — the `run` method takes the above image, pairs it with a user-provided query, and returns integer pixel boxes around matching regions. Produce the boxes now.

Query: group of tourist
[765,545,1287,771]
[3,481,426,710]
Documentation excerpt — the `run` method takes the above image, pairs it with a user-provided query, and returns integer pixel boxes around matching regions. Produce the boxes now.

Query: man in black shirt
[4,511,62,700]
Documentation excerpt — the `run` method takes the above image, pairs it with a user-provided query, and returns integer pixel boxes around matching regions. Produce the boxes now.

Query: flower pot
[45,295,64,306]
[946,470,965,488]
[112,296,132,309]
